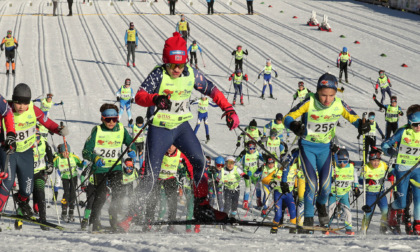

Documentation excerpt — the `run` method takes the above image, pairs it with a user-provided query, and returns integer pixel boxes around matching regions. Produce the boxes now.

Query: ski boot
[12,69,15,75]
[240,96,244,105]
[232,100,236,106]
[345,78,348,83]
[81,218,89,230]
[194,225,201,233]
[270,94,274,99]
[300,217,314,234]
[127,62,130,67]
[404,212,413,235]
[380,225,388,234]
[256,197,263,209]
[167,225,177,233]
[316,202,329,234]
[242,200,249,210]
[186,228,192,233]
[14,193,33,217]
[128,119,133,127]
[39,218,50,231]
[61,208,67,221]
[339,78,342,83]
[193,197,228,222]
[260,94,264,99]
[14,220,23,230]
[270,221,279,234]
[206,135,210,143]
[413,220,420,235]
[33,203,39,215]
[68,209,75,223]
[133,63,136,67]
[388,206,400,232]
[6,70,9,75]
[345,229,355,235]
[142,219,152,232]
[229,212,237,220]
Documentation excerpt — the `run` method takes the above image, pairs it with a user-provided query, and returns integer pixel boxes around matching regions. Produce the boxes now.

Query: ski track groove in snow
[37,2,49,95]
[283,1,419,94]
[75,1,118,93]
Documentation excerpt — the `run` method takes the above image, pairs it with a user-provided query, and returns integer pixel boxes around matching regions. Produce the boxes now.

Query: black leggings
[207,0,214,14]
[190,52,197,65]
[33,171,48,220]
[145,178,178,222]
[62,176,77,210]
[246,1,253,14]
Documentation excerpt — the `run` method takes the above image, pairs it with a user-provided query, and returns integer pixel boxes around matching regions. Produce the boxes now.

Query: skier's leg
[231,189,240,216]
[108,171,124,227]
[410,169,420,221]
[273,191,284,223]
[380,88,386,105]
[164,178,178,221]
[299,142,319,218]
[0,149,17,211]
[204,116,209,136]
[341,193,352,230]
[194,114,203,134]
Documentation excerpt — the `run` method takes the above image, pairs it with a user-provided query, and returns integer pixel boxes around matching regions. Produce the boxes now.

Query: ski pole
[350,65,355,77]
[356,192,359,232]
[200,52,206,68]
[246,80,250,103]
[51,176,61,225]
[369,77,376,91]
[289,100,295,110]
[227,80,233,100]
[227,56,234,77]
[60,122,83,225]
[16,49,23,67]
[61,103,68,126]
[361,112,367,235]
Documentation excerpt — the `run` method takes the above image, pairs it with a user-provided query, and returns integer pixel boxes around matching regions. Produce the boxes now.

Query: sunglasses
[249,147,256,150]
[369,152,381,159]
[167,63,185,69]
[337,160,348,165]
[369,116,375,120]
[411,122,420,127]
[102,116,118,123]
[249,126,257,130]
[216,164,224,168]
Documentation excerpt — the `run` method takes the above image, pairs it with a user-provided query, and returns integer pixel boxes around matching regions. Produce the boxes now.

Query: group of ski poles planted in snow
[0,11,417,237]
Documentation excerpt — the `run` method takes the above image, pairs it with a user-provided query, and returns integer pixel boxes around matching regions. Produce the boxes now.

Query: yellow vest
[297,88,308,102]
[7,102,37,152]
[266,137,281,158]
[93,123,124,168]
[340,53,350,63]
[133,124,145,143]
[58,155,78,179]
[122,169,138,184]
[127,29,136,42]
[120,86,132,100]
[178,21,188,31]
[152,66,195,129]
[221,166,241,190]
[34,140,47,174]
[367,121,377,137]
[243,151,260,174]
[233,74,243,85]
[198,99,209,113]
[396,128,420,166]
[378,76,389,89]
[191,45,198,52]
[235,50,244,60]
[159,150,181,179]
[305,93,343,143]
[264,66,272,74]
[364,161,388,192]
[40,99,53,112]
[4,37,15,48]
[331,163,355,195]
[385,105,399,123]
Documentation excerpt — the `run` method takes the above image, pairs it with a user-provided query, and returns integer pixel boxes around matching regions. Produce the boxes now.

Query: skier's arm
[124,31,128,45]
[209,101,218,107]
[337,54,341,65]
[72,154,84,168]
[197,45,202,53]
[263,121,272,136]
[34,106,60,134]
[373,96,386,110]
[375,79,379,90]
[376,123,385,139]
[187,45,192,53]
[123,126,136,152]
[231,50,236,56]
[353,167,359,187]
[32,99,41,103]
[135,30,139,46]
[381,126,406,156]
[116,87,122,97]
[44,142,54,164]
[292,91,299,100]
[176,22,180,32]
[284,98,310,129]
[82,126,99,164]
[398,106,404,116]
[135,67,163,107]
[348,54,352,65]
[0,97,15,135]
[187,22,190,34]
[180,153,194,181]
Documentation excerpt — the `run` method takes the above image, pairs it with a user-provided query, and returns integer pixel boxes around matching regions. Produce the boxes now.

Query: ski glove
[153,95,172,110]
[131,98,134,103]
[389,83,392,88]
[258,75,260,79]
[387,147,398,157]
[331,144,340,154]
[242,174,250,180]
[59,126,69,136]
[358,119,371,135]
[348,62,351,67]
[4,132,16,154]
[280,182,290,193]
[388,174,395,182]
[117,97,120,102]
[336,64,339,68]
[236,142,241,148]
[275,74,278,78]
[269,181,277,189]
[221,106,239,130]
[353,187,361,197]
[94,156,105,168]
[289,121,305,136]
[247,171,252,177]
[373,94,376,99]
[46,163,54,175]
[60,101,64,105]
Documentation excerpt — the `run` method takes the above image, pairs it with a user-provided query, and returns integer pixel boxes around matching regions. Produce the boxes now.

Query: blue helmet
[215,156,225,166]
[336,148,349,161]
[342,47,347,53]
[408,111,420,125]
[236,69,242,74]
[317,73,338,91]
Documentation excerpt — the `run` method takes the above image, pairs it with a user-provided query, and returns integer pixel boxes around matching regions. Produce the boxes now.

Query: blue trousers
[299,140,332,217]
[194,112,209,135]
[273,191,296,223]
[143,122,206,196]
[392,167,420,220]
[233,84,243,101]
[380,87,392,105]
[119,99,132,120]
[365,191,388,219]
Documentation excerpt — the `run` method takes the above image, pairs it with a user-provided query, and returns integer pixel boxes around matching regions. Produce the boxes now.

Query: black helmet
[193,40,197,44]
[249,119,257,127]
[136,116,144,124]
[275,113,283,121]
[12,83,31,104]
[336,148,349,161]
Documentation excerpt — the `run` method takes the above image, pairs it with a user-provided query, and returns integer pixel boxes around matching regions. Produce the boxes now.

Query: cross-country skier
[33,93,63,117]
[125,22,139,67]
[217,156,249,219]
[236,141,264,209]
[0,84,67,221]
[263,129,287,160]
[373,94,403,139]
[191,94,218,143]
[187,41,202,69]
[119,32,239,230]
[82,103,137,231]
[176,14,190,41]
[360,149,390,234]
[121,158,138,197]
[130,116,147,166]
[257,59,278,99]
[328,148,359,235]
[231,45,248,72]
[337,47,352,83]
[116,78,135,126]
[237,119,262,148]
[0,30,18,75]
[375,70,392,106]
[357,112,385,160]
[208,156,224,211]
[54,143,84,222]
[383,104,420,235]
[228,69,248,105]
[263,113,290,141]
[283,73,370,230]
[293,81,312,103]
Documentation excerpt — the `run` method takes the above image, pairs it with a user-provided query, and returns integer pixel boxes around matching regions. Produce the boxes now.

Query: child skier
[80,163,94,230]
[375,70,392,106]
[373,95,403,139]
[231,45,248,71]
[116,78,135,126]
[208,156,224,211]
[191,94,218,143]
[33,93,63,117]
[284,73,370,229]
[357,112,385,160]
[336,47,352,83]
[263,113,289,141]
[228,69,249,105]
[187,40,203,69]
[237,119,262,148]
[130,116,147,166]
[264,129,287,160]
[257,59,278,99]
[293,81,312,103]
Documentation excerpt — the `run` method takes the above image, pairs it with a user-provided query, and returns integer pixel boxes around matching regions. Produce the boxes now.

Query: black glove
[60,101,64,105]
[4,132,17,154]
[389,83,392,88]
[236,142,241,148]
[280,182,290,193]
[293,96,297,101]
[269,181,277,189]
[46,163,54,175]
[290,121,305,136]
[349,62,351,67]
[353,187,361,198]
[261,136,268,143]
[341,87,345,92]
[336,64,339,68]
[387,147,398,157]
[245,49,248,54]
[357,134,360,140]
[131,98,134,103]
[331,144,339,154]
[358,119,371,135]
[375,89,378,95]
[242,174,250,180]
[153,95,172,110]
[373,94,376,100]
[117,97,120,102]
[258,75,260,79]
[0,47,3,51]
[275,74,278,78]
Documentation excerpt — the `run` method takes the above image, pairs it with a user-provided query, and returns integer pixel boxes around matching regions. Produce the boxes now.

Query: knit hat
[136,116,144,124]
[162,32,188,64]
[249,119,257,127]
[59,143,71,153]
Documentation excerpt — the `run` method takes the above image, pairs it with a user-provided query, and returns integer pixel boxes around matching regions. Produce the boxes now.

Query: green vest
[378,76,389,89]
[264,66,272,74]
[367,121,377,137]
[235,50,244,60]
[120,86,132,100]
[198,99,209,113]
[340,53,350,63]
[191,45,198,52]
[243,151,260,174]
[58,155,77,179]
[40,98,53,112]
[266,137,281,158]
[159,150,181,179]
[133,124,145,143]
[34,140,47,174]
[122,169,138,184]
[9,102,37,152]
[396,128,420,166]
[221,166,241,190]
[245,127,260,143]
[385,105,399,123]
[364,162,387,192]
[297,88,308,102]
[305,93,343,144]
[152,66,195,129]
[93,123,124,169]
[233,74,243,85]
[331,163,355,195]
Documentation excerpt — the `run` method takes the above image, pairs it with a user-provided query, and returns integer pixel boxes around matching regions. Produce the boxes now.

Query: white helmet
[225,156,235,162]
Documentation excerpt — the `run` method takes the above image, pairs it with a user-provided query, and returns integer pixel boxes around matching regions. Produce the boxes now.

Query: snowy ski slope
[0,0,420,250]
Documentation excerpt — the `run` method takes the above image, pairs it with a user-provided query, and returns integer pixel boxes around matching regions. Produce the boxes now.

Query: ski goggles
[337,160,349,165]
[249,126,257,130]
[391,99,397,103]
[102,116,118,123]
[167,63,185,69]
[408,112,420,127]
[216,163,225,168]
[379,72,385,77]
[298,82,304,86]
[369,116,375,120]
[369,152,381,160]
[267,158,275,164]
[226,160,235,165]
[248,147,256,151]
